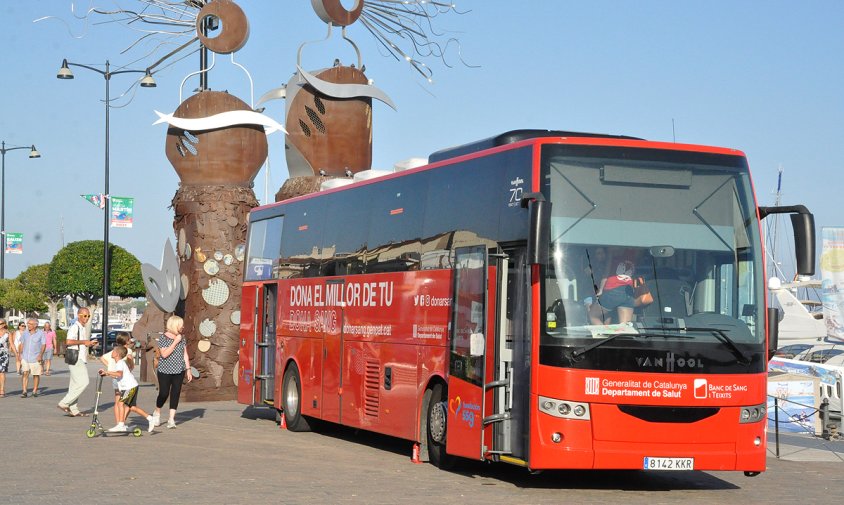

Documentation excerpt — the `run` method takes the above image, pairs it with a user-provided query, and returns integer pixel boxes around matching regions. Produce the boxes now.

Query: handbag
[633,277,654,307]
[65,347,79,365]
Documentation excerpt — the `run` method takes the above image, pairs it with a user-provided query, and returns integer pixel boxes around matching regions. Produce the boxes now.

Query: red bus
[238,130,814,473]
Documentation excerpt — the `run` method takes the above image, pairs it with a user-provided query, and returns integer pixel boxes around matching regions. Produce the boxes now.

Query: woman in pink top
[42,322,57,376]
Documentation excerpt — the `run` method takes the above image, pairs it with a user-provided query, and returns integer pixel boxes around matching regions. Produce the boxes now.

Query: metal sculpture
[42,0,472,402]
[152,0,267,401]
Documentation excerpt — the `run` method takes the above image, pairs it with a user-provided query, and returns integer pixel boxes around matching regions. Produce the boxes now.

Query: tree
[14,264,63,326]
[2,277,47,316]
[47,240,145,308]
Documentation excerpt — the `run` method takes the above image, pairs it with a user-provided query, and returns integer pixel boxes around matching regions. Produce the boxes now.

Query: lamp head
[29,146,40,159]
[57,59,74,80]
[139,70,157,88]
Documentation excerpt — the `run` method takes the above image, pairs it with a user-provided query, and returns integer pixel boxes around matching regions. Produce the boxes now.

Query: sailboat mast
[766,166,785,282]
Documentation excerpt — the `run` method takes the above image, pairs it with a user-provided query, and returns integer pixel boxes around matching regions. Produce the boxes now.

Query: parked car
[773,343,813,359]
[91,329,132,356]
[793,344,844,364]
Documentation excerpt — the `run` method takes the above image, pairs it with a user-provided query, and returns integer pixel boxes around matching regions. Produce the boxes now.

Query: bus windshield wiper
[570,332,693,360]
[683,327,752,364]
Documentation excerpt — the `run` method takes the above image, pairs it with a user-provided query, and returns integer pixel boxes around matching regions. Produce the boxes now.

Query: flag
[4,232,23,254]
[81,194,106,209]
[821,227,844,341]
[110,196,134,228]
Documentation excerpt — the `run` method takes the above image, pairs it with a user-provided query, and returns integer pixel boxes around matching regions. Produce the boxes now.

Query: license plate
[643,457,694,470]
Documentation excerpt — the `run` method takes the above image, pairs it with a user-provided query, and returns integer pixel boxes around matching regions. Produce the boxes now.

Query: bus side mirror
[521,192,550,266]
[767,307,780,361]
[758,204,816,276]
[790,212,815,276]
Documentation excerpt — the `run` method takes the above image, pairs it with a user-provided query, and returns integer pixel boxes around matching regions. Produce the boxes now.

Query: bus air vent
[364,360,380,417]
[618,405,719,423]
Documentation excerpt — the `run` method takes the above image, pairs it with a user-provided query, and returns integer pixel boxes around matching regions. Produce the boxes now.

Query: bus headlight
[739,403,766,424]
[538,396,591,420]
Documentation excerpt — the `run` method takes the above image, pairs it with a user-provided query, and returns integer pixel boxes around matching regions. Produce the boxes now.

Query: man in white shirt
[57,308,98,417]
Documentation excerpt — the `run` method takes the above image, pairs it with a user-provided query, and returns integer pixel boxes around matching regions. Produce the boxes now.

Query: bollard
[820,398,830,440]
[774,397,780,459]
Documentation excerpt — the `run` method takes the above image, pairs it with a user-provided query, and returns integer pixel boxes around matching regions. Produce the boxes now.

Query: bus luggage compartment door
[446,246,489,460]
[321,279,344,423]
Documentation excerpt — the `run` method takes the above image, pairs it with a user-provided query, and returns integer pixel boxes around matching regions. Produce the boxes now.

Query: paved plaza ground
[1,358,843,505]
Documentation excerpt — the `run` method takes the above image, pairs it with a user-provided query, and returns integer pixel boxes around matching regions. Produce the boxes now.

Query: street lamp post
[57,59,155,334]
[0,141,40,281]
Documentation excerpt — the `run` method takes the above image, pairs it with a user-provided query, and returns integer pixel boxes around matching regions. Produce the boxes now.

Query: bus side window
[278,202,325,279]
[320,187,371,277]
[367,176,427,273]
[245,215,283,281]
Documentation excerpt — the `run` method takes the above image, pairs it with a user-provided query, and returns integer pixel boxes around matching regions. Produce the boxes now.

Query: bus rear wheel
[282,363,311,432]
[426,383,456,469]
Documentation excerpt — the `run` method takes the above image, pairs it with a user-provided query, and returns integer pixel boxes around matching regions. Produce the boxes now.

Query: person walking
[57,308,98,416]
[18,318,46,398]
[42,322,57,376]
[0,319,9,397]
[153,315,192,429]
[12,322,24,375]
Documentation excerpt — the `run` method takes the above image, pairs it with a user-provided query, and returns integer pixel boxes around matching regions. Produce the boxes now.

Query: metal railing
[768,395,843,460]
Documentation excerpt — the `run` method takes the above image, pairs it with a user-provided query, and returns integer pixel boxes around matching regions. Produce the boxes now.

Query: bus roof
[428,129,644,163]
[251,129,746,216]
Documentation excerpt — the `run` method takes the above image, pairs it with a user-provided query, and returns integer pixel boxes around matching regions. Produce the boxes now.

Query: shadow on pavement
[240,405,277,421]
[454,464,742,491]
[235,404,744,491]
[175,407,206,424]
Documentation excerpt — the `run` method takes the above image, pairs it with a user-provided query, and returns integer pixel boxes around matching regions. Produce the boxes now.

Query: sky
[0,1,842,280]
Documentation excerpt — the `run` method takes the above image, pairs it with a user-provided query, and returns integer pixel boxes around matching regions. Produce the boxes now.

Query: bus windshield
[539,144,765,373]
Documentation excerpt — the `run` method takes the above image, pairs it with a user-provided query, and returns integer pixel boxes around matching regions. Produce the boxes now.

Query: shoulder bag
[65,324,80,365]
[633,277,654,307]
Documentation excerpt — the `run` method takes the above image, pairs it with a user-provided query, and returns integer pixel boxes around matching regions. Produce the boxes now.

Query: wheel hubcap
[285,378,300,417]
[429,401,447,443]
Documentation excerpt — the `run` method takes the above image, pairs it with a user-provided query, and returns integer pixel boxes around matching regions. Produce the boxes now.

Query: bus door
[237,285,260,405]
[488,247,531,463]
[255,284,278,406]
[446,246,490,460]
[321,279,344,423]
[239,283,276,406]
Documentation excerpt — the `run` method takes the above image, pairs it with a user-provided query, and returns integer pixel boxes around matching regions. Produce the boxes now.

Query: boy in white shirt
[98,346,154,433]
[99,333,135,426]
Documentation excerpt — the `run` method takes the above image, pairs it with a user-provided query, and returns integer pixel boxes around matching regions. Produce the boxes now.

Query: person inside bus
[588,259,636,325]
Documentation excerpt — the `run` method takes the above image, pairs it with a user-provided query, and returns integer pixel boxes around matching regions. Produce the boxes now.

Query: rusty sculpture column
[169,92,266,401]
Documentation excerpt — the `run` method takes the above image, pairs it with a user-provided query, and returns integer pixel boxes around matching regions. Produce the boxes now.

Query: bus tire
[282,363,311,432]
[426,382,456,469]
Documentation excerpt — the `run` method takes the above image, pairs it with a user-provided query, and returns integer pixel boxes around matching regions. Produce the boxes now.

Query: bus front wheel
[426,383,456,469]
[282,363,311,432]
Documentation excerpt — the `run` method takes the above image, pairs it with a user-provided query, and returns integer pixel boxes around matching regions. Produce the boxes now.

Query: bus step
[257,342,273,347]
[255,375,273,380]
